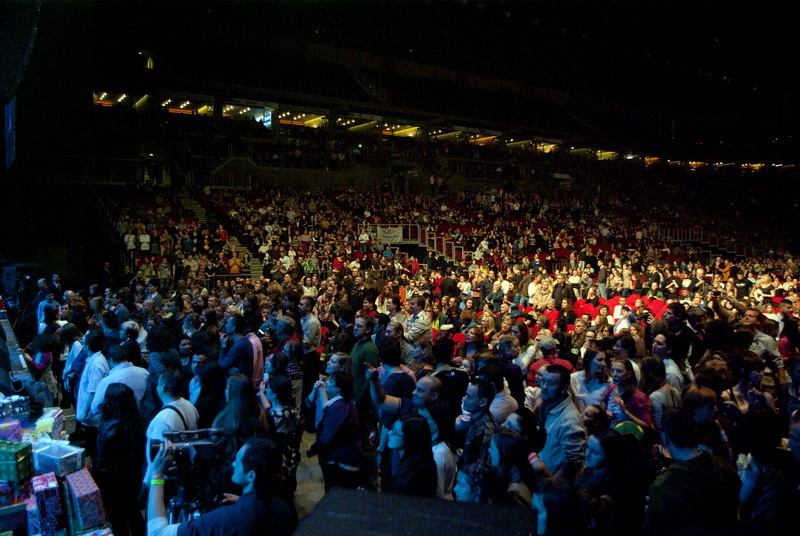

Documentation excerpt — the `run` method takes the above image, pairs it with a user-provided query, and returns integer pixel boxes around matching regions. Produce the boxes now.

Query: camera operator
[146,369,199,463]
[147,438,295,536]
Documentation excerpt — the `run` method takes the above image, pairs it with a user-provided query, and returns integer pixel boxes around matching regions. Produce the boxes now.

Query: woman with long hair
[570,347,611,415]
[511,319,536,371]
[639,356,681,431]
[721,351,777,415]
[753,274,776,306]
[262,373,302,502]
[212,374,272,463]
[592,305,613,331]
[488,428,537,507]
[23,333,59,403]
[573,429,648,536]
[94,383,146,536]
[456,325,487,365]
[191,359,227,428]
[557,299,576,326]
[605,357,652,429]
[383,414,438,497]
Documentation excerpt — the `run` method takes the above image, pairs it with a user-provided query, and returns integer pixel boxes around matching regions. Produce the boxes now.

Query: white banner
[378,226,403,244]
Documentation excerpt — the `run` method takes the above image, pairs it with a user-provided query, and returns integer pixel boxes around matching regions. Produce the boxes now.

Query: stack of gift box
[0,396,109,536]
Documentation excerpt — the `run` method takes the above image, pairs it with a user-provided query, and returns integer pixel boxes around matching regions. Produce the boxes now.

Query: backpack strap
[162,404,188,429]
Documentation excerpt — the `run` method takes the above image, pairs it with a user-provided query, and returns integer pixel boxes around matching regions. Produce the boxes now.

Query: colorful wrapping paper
[32,472,63,536]
[0,440,32,483]
[36,409,65,440]
[34,443,85,477]
[65,469,106,530]
[0,422,21,442]
[0,396,30,427]
[76,529,113,536]
[0,479,29,506]
[25,495,41,535]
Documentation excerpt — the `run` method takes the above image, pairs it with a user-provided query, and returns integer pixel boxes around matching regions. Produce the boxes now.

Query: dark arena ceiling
[9,0,800,161]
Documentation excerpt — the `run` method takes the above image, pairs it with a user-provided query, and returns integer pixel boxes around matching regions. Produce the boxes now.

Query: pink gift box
[32,472,64,536]
[65,468,106,530]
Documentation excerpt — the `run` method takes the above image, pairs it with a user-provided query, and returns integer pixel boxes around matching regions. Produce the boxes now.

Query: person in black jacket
[383,414,438,497]
[94,383,146,536]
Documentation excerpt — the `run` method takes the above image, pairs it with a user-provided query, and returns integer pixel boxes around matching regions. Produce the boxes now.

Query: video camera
[160,428,227,523]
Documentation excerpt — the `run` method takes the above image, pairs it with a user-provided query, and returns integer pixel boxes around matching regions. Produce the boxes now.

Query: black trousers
[302,350,320,431]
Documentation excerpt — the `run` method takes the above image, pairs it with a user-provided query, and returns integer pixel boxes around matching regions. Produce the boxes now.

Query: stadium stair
[176,190,263,279]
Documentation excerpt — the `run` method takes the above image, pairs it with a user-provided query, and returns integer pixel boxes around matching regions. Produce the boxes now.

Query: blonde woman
[753,274,776,306]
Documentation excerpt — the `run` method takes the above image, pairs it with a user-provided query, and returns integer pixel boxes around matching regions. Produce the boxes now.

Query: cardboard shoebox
[0,440,32,484]
[0,397,30,427]
[33,444,85,477]
[0,422,21,443]
[31,472,65,536]
[35,409,65,441]
[64,469,106,531]
[0,479,30,507]
[0,501,27,534]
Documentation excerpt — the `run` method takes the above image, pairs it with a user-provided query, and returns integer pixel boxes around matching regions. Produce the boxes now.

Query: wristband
[150,479,165,486]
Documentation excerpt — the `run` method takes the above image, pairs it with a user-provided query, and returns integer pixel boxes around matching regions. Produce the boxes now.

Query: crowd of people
[10,216,800,535]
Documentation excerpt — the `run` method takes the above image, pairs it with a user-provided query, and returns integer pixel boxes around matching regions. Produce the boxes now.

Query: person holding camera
[146,369,199,464]
[147,438,295,536]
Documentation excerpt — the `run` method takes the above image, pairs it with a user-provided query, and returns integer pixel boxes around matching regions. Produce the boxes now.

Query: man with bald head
[367,369,457,498]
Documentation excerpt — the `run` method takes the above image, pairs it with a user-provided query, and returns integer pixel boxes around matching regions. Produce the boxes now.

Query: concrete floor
[294,432,326,518]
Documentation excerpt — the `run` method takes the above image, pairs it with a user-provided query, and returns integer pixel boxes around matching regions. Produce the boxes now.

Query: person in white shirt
[612,296,628,321]
[89,344,149,418]
[76,329,110,426]
[145,369,199,463]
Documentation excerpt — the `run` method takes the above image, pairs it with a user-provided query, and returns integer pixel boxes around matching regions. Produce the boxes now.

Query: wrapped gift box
[32,472,64,536]
[34,444,85,477]
[21,429,53,449]
[0,440,32,483]
[0,397,30,427]
[65,469,105,531]
[25,495,41,535]
[36,410,64,440]
[0,483,11,507]
[0,501,27,533]
[0,480,28,506]
[0,422,20,442]
[76,530,113,536]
